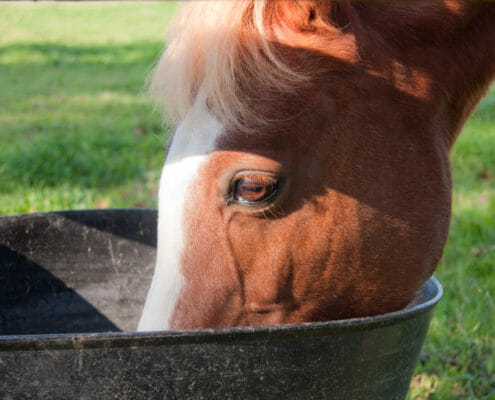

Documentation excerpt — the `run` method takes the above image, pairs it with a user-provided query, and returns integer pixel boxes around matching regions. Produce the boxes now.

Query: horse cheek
[170,167,244,329]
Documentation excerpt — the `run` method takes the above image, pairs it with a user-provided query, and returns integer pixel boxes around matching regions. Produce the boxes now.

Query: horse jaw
[138,91,223,331]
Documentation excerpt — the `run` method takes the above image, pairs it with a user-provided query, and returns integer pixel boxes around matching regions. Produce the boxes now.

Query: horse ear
[271,2,353,38]
[305,2,352,31]
[328,2,352,31]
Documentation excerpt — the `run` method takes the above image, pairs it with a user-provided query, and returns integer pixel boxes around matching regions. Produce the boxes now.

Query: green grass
[1,3,494,398]
[408,86,495,400]
[0,2,178,212]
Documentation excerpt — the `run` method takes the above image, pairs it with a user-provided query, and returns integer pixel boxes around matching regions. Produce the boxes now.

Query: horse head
[139,1,495,330]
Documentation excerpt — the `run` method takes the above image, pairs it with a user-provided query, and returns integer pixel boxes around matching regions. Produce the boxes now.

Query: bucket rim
[0,277,443,349]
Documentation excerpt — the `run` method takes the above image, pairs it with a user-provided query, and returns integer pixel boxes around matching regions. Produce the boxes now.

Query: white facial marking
[138,90,223,331]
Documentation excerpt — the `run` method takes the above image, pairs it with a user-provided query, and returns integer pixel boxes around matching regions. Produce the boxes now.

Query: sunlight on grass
[3,92,153,118]
[0,2,178,45]
[0,2,176,214]
[409,373,438,399]
[0,169,161,214]
[408,87,495,398]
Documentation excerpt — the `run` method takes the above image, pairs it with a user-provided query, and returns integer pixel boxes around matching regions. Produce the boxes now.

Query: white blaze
[138,91,223,331]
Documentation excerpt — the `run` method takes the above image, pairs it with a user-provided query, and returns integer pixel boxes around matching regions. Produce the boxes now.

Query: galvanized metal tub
[0,209,442,399]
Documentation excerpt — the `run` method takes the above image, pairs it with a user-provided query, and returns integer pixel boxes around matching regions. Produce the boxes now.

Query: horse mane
[150,1,344,132]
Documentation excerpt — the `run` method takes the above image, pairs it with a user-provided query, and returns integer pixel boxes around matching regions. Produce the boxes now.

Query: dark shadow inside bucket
[0,244,119,334]
[0,209,157,335]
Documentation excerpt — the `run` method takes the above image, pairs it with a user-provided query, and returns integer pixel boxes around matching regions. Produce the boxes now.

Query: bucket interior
[0,210,157,335]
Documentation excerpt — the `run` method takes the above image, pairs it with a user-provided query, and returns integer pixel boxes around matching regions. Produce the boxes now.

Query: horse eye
[233,175,279,204]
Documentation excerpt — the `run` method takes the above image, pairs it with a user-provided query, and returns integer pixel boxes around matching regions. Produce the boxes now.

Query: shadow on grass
[1,132,161,189]
[472,86,495,123]
[0,41,168,192]
[0,41,164,68]
[0,42,165,104]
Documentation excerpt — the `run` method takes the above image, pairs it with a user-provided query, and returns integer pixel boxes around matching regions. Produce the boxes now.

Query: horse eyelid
[227,173,282,207]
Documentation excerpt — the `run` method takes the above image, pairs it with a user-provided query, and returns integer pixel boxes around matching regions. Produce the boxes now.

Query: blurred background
[0,2,493,398]
[1,2,177,213]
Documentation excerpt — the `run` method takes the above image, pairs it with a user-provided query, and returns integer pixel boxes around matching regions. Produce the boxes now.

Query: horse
[138,1,495,331]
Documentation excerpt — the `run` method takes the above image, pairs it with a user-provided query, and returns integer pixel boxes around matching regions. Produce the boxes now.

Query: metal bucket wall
[0,209,442,399]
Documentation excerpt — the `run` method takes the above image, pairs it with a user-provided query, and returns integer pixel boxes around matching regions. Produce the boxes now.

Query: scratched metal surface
[0,209,156,334]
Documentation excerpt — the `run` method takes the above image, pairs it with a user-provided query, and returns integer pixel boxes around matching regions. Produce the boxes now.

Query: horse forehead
[138,91,226,331]
[168,93,223,161]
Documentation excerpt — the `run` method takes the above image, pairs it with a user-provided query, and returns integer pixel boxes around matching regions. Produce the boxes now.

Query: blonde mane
[150,1,314,132]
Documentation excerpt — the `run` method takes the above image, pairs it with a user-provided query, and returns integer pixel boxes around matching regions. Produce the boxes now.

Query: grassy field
[0,2,178,212]
[409,85,495,399]
[408,82,495,399]
[1,3,494,399]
